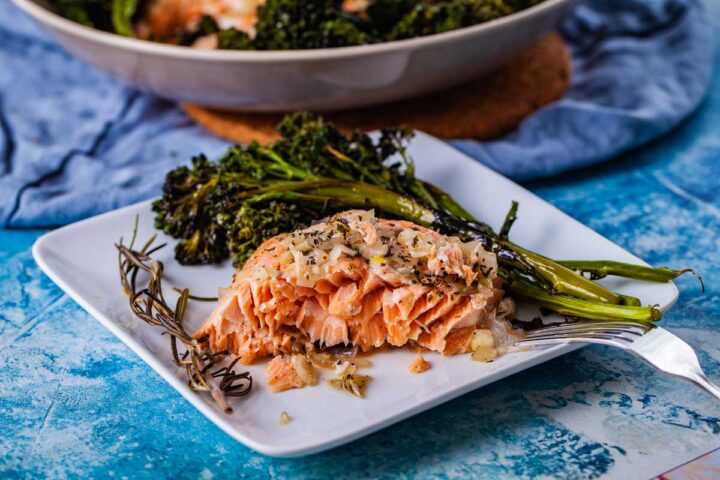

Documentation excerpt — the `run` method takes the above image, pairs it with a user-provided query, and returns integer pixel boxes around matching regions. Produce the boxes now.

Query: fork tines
[517,320,655,345]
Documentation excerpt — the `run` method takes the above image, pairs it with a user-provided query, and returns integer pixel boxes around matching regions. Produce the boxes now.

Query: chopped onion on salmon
[195,210,516,392]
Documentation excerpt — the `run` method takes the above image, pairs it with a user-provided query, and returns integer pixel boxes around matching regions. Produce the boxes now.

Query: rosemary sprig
[171,287,219,302]
[116,219,252,413]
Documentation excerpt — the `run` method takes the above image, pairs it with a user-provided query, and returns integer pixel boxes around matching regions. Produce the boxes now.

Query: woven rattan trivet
[183,32,571,144]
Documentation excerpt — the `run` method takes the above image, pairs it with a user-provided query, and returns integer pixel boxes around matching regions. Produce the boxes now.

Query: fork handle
[692,373,720,401]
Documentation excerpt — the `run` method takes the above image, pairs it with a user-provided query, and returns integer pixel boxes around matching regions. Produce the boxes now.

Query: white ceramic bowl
[14,0,576,112]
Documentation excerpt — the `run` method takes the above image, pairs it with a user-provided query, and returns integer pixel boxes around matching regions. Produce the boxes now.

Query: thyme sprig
[116,219,252,413]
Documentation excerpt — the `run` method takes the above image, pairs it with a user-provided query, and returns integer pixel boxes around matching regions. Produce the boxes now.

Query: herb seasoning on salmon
[196,210,517,392]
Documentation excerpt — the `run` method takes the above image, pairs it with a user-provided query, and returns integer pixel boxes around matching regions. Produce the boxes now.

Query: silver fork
[514,321,720,400]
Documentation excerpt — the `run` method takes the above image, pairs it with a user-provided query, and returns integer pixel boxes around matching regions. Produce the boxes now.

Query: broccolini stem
[307,183,439,226]
[499,201,519,239]
[507,277,662,322]
[421,182,488,228]
[506,244,639,306]
[112,0,139,37]
[325,145,387,186]
[244,183,439,225]
[407,181,439,210]
[421,188,642,306]
[557,261,704,290]
[233,179,344,199]
[244,179,643,307]
[256,147,316,180]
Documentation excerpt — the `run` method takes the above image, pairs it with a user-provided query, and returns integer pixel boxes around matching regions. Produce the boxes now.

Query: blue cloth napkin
[0,0,714,227]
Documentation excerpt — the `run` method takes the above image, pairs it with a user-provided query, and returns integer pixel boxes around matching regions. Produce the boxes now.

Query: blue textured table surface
[2,8,720,480]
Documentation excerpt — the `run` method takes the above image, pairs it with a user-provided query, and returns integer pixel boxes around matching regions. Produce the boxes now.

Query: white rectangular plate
[33,133,678,457]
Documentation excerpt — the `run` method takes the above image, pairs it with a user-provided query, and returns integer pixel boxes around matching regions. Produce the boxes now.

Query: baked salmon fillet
[196,210,510,366]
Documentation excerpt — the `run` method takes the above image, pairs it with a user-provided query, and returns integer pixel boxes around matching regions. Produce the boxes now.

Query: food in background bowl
[16,0,575,110]
[49,0,546,50]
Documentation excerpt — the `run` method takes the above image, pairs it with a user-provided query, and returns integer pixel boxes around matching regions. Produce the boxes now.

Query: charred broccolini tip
[153,112,700,324]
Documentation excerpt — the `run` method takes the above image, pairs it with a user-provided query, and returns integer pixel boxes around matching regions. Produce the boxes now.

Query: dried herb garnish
[116,218,252,413]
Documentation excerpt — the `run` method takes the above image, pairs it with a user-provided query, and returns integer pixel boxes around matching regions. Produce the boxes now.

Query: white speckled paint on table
[2,3,720,479]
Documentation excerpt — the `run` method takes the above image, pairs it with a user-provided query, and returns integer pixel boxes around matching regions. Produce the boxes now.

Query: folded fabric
[451,0,715,180]
[0,0,714,227]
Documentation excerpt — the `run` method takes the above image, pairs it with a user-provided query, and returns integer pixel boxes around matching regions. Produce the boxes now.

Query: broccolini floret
[152,113,417,266]
[50,0,546,49]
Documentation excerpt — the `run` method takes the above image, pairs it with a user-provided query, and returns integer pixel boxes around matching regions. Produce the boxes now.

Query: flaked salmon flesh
[196,210,506,366]
[409,354,431,374]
